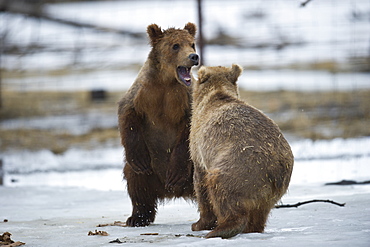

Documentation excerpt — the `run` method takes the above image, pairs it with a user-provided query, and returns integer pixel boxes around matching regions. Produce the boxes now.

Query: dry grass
[0,127,120,154]
[0,90,122,152]
[239,90,370,139]
[0,89,369,152]
[0,90,121,119]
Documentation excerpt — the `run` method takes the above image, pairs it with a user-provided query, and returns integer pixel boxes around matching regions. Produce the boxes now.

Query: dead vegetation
[239,89,370,139]
[87,230,109,236]
[96,221,127,228]
[0,232,25,246]
[0,89,369,152]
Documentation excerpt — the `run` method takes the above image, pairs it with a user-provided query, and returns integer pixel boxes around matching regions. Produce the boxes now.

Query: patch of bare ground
[239,90,370,140]
[0,89,369,152]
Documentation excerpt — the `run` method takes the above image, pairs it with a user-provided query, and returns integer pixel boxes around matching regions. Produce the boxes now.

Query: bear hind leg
[243,206,271,233]
[124,165,165,227]
[204,171,247,238]
[192,165,217,231]
[205,216,247,239]
[192,209,217,231]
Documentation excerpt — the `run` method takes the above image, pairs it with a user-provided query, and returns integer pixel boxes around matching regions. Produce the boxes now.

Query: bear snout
[189,53,199,66]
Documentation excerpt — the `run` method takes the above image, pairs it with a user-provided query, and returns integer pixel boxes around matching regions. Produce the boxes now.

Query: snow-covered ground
[1,138,370,246]
[1,137,370,246]
[1,1,370,246]
[0,183,369,246]
[1,137,370,188]
[4,0,370,69]
[2,0,370,92]
[4,68,370,92]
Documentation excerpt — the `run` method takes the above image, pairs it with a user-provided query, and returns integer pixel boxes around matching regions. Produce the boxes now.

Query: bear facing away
[189,64,294,238]
[118,23,199,227]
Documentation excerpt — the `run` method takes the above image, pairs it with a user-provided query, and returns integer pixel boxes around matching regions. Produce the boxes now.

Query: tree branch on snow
[325,179,370,186]
[275,199,345,209]
[300,0,314,8]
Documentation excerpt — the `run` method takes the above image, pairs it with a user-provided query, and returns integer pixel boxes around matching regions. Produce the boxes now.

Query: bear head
[147,22,199,86]
[194,64,243,103]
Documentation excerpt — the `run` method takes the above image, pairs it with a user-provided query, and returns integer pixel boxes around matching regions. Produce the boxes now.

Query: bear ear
[197,66,210,84]
[147,24,163,46]
[184,22,197,37]
[227,64,243,84]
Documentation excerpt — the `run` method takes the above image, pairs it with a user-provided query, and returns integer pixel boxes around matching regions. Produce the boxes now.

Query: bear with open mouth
[118,23,199,227]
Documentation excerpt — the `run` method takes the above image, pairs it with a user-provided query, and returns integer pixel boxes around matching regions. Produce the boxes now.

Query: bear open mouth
[177,66,192,86]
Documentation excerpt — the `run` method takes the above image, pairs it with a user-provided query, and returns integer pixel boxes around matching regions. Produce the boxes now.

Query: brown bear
[117,23,199,227]
[189,64,294,238]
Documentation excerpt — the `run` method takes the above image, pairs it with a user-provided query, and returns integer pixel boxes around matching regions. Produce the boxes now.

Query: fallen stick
[300,0,314,7]
[96,221,126,227]
[275,199,345,208]
[325,179,370,186]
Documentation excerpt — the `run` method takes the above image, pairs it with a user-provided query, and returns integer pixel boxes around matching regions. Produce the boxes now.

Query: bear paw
[126,214,153,227]
[192,218,217,231]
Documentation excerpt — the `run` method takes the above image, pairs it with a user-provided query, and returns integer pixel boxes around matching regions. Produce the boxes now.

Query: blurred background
[0,0,369,189]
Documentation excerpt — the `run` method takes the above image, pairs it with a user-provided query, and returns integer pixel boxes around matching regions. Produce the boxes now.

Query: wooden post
[0,41,2,109]
[0,159,3,185]
[197,0,204,66]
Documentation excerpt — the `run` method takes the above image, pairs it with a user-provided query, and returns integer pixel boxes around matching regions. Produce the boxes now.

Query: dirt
[0,89,369,152]
[239,90,370,140]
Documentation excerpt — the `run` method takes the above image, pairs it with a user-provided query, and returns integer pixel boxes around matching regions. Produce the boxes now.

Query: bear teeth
[177,66,192,86]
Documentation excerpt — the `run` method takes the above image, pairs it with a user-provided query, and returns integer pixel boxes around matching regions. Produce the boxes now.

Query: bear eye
[172,44,180,50]
[191,43,195,50]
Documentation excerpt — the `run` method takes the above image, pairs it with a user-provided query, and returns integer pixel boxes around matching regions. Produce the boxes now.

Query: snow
[2,137,370,186]
[1,0,370,245]
[0,111,118,135]
[1,137,370,246]
[4,69,370,92]
[1,177,370,246]
[2,0,370,91]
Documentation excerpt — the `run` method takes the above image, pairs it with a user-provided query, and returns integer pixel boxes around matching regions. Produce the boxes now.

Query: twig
[325,179,370,186]
[275,199,345,208]
[109,238,123,244]
[96,221,127,227]
[300,0,314,7]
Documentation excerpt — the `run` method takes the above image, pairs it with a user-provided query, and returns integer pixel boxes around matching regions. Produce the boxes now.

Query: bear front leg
[119,107,152,175]
[165,126,194,196]
[192,165,217,231]
[124,165,165,227]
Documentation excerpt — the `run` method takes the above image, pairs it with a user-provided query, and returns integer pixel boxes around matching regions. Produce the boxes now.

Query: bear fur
[118,23,199,227]
[189,64,294,238]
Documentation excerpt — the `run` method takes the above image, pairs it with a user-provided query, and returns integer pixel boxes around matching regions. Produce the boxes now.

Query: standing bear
[190,65,294,238]
[118,23,199,227]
